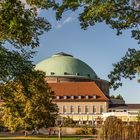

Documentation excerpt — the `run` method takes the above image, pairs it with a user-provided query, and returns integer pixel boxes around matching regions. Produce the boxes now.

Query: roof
[48,82,109,101]
[36,52,97,79]
[109,104,140,110]
[127,104,140,109]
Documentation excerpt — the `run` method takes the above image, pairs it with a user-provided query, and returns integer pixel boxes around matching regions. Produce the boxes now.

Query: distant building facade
[36,52,140,124]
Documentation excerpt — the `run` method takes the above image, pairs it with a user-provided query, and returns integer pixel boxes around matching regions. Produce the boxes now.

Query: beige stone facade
[56,101,108,115]
[54,101,108,123]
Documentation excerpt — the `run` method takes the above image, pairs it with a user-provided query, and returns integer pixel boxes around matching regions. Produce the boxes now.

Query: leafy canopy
[1,70,58,131]
[0,0,51,48]
[108,48,140,89]
[0,45,34,83]
[0,0,58,131]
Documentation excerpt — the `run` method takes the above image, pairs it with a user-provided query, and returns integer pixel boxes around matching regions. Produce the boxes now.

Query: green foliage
[0,0,51,48]
[0,0,51,84]
[102,116,123,139]
[26,0,56,10]
[108,48,140,89]
[0,45,34,83]
[1,70,58,132]
[62,117,77,127]
[110,94,124,100]
[116,94,124,100]
[55,0,140,42]
[0,1,59,132]
[76,126,96,135]
[137,110,140,122]
[101,116,140,139]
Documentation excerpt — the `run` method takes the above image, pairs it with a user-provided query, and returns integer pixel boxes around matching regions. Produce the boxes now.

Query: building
[36,52,140,124]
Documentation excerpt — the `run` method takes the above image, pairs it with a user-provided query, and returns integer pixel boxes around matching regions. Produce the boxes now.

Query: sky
[32,9,140,104]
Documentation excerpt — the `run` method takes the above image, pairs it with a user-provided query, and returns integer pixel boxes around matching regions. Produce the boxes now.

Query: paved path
[80,138,97,140]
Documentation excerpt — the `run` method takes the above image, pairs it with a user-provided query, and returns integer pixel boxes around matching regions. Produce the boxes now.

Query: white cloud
[55,22,63,29]
[55,16,75,29]
[63,17,73,24]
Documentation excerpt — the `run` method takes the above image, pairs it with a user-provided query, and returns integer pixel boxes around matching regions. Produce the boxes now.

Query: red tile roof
[109,104,140,109]
[48,82,109,101]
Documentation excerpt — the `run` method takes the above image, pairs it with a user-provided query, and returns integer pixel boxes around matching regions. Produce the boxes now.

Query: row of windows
[61,105,104,114]
[50,72,91,77]
[56,95,97,100]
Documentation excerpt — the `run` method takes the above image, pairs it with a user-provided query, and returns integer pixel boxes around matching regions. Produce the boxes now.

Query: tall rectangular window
[100,105,104,114]
[93,105,96,114]
[85,105,89,114]
[78,106,81,114]
[63,106,67,114]
[70,106,74,114]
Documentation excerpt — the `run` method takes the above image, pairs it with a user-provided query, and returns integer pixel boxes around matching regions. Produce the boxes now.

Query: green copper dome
[36,52,97,79]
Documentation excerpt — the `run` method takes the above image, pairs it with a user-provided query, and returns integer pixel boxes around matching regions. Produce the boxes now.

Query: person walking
[58,126,62,139]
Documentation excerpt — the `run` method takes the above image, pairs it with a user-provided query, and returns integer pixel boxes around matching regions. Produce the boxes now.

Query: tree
[62,116,77,127]
[137,110,140,122]
[1,70,58,133]
[110,94,124,100]
[0,0,51,83]
[54,0,140,41]
[0,45,34,83]
[108,48,140,89]
[0,0,59,134]
[116,94,124,100]
[0,0,51,48]
[102,116,123,140]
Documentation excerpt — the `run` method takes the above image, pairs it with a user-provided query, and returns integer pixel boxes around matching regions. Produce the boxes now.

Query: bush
[76,126,96,135]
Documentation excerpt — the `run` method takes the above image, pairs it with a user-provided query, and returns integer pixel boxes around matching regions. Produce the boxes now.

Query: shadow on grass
[0,135,97,140]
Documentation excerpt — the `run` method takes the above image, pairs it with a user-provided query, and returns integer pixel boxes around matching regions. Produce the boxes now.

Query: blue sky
[33,10,140,104]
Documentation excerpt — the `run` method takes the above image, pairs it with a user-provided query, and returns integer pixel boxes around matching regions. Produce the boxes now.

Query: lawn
[0,135,96,140]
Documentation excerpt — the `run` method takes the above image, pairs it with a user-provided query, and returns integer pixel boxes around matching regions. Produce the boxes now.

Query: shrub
[76,126,96,135]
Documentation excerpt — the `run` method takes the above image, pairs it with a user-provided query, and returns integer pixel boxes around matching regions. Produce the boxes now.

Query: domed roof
[36,52,98,79]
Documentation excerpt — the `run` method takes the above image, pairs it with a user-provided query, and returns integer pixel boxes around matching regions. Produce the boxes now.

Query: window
[56,96,60,99]
[100,105,104,114]
[78,96,81,99]
[86,96,89,99]
[50,72,55,75]
[70,106,74,114]
[93,95,96,99]
[85,105,89,114]
[64,72,68,75]
[63,106,67,114]
[93,105,96,114]
[64,96,67,99]
[76,73,79,76]
[78,106,81,114]
[71,96,74,99]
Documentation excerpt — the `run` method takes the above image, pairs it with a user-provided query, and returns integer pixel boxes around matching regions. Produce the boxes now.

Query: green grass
[0,136,96,140]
